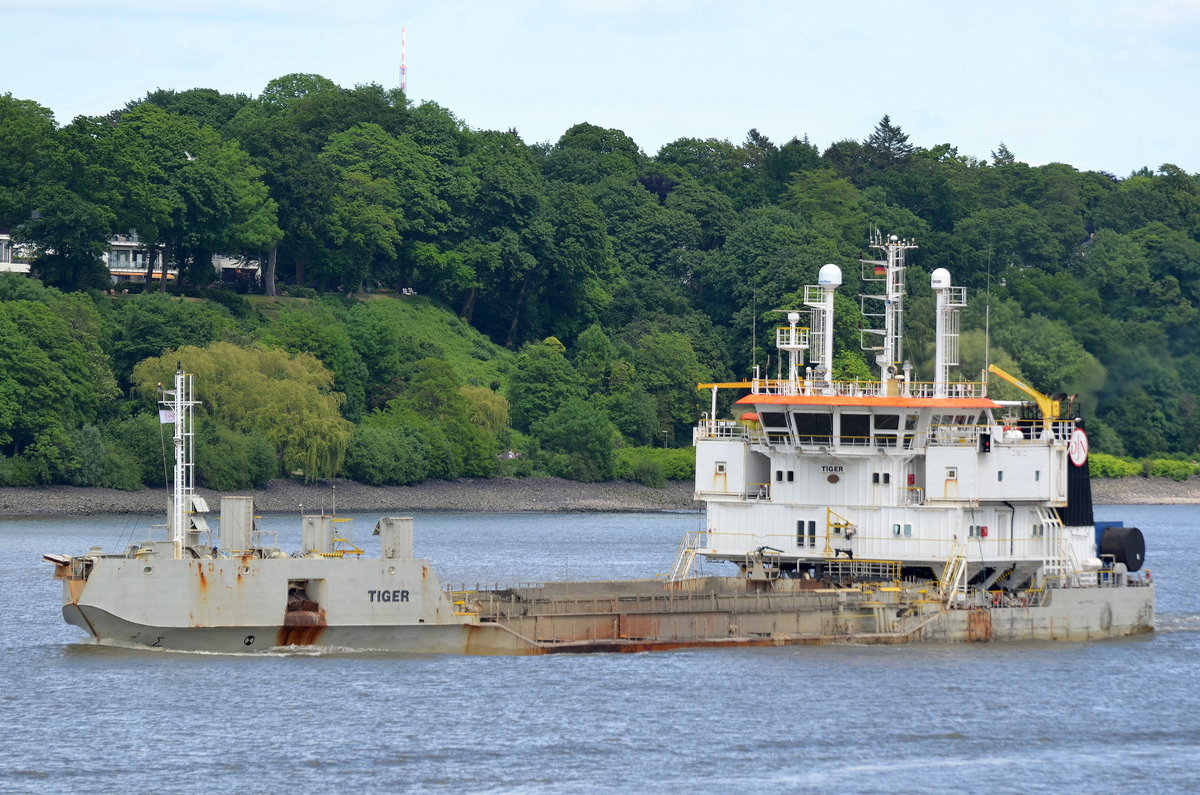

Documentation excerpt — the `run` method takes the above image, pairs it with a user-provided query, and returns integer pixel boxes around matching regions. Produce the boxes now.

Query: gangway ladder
[667,530,704,582]
[938,539,968,606]
[1037,507,1081,587]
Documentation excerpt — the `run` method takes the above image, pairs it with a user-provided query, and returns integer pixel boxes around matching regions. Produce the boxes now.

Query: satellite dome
[931,267,952,289]
[818,264,842,286]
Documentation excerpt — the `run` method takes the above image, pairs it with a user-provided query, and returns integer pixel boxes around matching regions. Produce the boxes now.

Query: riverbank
[1,476,1199,517]
[0,477,699,517]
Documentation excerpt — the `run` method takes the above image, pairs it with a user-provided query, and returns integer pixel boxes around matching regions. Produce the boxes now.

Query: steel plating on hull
[45,232,1154,654]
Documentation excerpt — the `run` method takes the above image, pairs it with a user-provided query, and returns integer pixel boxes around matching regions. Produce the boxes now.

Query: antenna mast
[162,363,199,560]
[860,231,917,392]
[400,27,408,94]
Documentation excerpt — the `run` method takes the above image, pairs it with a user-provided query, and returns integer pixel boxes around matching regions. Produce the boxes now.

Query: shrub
[530,398,616,482]
[1148,458,1198,482]
[615,447,695,482]
[0,454,38,486]
[285,285,319,300]
[631,457,666,488]
[196,424,278,490]
[341,422,430,485]
[1088,453,1141,478]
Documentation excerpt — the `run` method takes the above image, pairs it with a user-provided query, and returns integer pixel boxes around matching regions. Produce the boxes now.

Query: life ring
[1145,569,1153,584]
[991,591,1002,607]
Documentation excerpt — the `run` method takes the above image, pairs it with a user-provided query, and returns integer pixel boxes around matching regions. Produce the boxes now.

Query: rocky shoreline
[0,475,1197,517]
[0,477,699,517]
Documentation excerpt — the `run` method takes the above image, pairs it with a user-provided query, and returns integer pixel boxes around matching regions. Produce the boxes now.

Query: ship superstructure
[692,232,1146,602]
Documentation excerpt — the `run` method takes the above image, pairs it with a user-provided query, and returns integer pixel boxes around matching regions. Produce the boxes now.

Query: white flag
[159,410,176,424]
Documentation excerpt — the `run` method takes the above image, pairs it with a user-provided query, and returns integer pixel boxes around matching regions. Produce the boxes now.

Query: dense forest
[1,74,1198,490]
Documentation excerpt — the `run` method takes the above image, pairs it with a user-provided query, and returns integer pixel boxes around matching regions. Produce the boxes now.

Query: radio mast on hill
[400,27,408,94]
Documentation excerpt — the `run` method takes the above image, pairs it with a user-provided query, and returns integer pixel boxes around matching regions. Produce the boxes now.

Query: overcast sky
[5,0,1198,175]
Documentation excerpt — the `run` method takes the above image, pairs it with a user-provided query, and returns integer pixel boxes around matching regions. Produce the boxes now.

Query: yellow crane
[986,364,1061,431]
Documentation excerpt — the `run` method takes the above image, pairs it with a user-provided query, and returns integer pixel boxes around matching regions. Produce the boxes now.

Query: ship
[45,232,1153,654]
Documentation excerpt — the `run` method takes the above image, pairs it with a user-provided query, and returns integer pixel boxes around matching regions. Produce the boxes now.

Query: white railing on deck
[748,378,987,399]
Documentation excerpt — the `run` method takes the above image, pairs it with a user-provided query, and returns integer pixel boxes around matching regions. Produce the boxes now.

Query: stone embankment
[0,476,1195,517]
[0,478,698,517]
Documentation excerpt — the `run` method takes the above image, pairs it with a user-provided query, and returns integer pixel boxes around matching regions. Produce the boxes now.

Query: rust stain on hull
[540,633,909,654]
[276,608,328,647]
[967,609,993,642]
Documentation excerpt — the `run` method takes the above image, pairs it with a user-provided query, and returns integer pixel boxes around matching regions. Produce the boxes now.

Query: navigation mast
[162,364,199,560]
[860,232,917,391]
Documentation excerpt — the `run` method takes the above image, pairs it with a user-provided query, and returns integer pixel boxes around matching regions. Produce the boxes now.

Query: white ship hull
[56,555,1154,654]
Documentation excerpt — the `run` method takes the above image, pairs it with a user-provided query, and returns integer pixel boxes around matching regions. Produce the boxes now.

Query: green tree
[132,343,352,480]
[531,397,617,481]
[507,338,585,432]
[0,93,56,229]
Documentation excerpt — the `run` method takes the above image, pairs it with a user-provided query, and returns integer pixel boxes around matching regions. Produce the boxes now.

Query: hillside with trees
[0,78,1198,489]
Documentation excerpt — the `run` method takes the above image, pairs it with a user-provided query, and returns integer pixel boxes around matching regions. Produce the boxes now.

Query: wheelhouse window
[761,411,790,444]
[793,411,832,445]
[840,413,870,446]
[874,413,900,448]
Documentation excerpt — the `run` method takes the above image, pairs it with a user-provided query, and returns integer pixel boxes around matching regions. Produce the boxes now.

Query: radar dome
[818,264,842,286]
[931,268,952,289]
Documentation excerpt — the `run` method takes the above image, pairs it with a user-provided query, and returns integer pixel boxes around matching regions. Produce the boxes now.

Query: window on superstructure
[776,470,783,482]
[794,412,832,445]
[787,470,794,482]
[874,413,900,448]
[808,521,817,547]
[716,462,726,474]
[841,413,870,446]
[904,523,912,537]
[761,411,789,444]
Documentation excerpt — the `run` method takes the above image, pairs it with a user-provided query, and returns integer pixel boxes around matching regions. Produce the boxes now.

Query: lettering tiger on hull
[367,589,410,603]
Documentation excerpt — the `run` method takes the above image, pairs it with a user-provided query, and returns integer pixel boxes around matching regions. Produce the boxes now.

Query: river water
[1,506,1197,793]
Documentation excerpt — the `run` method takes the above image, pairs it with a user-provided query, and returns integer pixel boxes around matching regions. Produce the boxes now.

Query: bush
[72,424,145,490]
[104,413,172,488]
[614,447,695,482]
[341,417,434,485]
[285,285,319,300]
[0,455,38,486]
[1148,458,1198,482]
[631,457,665,488]
[530,398,616,482]
[196,424,278,490]
[1088,453,1142,478]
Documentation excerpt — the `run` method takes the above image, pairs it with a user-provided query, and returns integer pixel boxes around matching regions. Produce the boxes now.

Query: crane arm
[986,364,1060,430]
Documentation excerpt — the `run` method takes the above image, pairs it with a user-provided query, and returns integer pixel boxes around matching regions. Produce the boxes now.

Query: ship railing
[924,424,984,447]
[695,418,750,441]
[990,420,1076,444]
[748,378,987,399]
[823,558,901,584]
[664,531,706,581]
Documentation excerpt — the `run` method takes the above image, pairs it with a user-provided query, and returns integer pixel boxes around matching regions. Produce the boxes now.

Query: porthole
[143,566,153,574]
